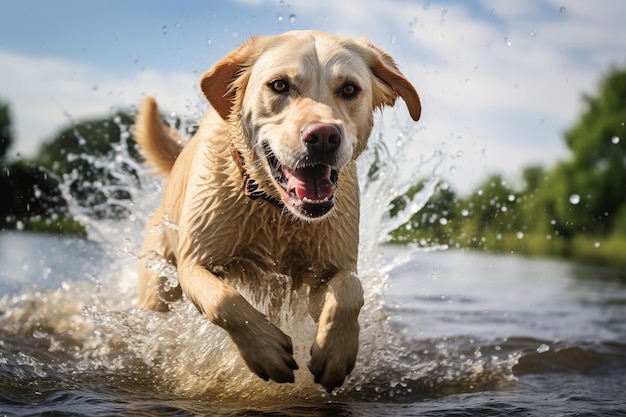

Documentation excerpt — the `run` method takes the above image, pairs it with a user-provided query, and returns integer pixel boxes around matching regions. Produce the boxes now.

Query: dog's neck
[230,146,284,210]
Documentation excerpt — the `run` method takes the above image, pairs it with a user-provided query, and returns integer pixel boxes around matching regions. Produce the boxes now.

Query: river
[0,231,624,416]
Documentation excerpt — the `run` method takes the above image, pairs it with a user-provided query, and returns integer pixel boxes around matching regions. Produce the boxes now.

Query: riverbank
[457,232,626,267]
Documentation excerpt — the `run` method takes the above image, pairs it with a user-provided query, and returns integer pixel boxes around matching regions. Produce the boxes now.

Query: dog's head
[200,30,421,221]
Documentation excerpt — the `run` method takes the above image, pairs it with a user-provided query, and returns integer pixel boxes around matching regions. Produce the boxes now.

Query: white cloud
[1,0,624,193]
[0,50,201,157]
[285,0,624,191]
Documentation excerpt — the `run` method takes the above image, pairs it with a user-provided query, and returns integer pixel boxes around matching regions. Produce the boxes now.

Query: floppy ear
[199,37,259,120]
[361,41,421,122]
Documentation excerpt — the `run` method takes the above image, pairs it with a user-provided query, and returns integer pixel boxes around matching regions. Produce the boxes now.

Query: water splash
[0,109,518,404]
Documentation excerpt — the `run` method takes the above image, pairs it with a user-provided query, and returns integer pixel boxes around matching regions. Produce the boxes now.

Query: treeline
[389,64,626,265]
[1,64,625,264]
[0,103,140,235]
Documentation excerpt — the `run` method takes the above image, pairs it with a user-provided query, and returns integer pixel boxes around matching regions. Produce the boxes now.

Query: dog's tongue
[284,165,336,202]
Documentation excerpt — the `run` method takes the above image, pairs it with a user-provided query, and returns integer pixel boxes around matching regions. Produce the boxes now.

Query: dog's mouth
[264,144,339,219]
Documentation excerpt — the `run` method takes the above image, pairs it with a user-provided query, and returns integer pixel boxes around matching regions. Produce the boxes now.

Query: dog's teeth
[302,196,330,204]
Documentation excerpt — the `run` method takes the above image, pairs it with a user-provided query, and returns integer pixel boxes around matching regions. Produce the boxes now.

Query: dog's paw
[308,323,359,392]
[230,318,299,383]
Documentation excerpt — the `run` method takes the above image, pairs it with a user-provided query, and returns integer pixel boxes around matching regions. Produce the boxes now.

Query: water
[1,235,625,416]
[1,123,625,416]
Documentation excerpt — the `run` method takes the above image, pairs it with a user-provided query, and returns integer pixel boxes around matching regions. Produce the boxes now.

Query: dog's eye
[340,83,359,99]
[269,79,289,93]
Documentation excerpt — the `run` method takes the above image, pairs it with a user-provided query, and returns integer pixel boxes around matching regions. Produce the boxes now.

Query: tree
[0,100,12,160]
[388,179,458,245]
[35,111,141,219]
[0,100,72,231]
[541,64,626,236]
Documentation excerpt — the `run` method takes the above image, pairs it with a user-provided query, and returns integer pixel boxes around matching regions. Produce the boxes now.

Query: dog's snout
[301,122,341,154]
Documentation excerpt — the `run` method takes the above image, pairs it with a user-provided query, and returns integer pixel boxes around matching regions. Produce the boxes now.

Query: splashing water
[0,109,518,409]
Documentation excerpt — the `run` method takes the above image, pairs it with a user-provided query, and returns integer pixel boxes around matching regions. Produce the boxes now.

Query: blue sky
[1,0,624,191]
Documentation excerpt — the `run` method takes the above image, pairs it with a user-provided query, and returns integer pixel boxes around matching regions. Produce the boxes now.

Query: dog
[133,30,420,392]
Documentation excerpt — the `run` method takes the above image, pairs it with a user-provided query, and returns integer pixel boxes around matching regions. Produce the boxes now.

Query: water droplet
[529,29,536,37]
[569,194,581,205]
[516,231,524,239]
[33,330,48,339]
[611,135,620,144]
[439,217,448,225]
[162,25,168,36]
[559,6,566,14]
[504,37,512,47]
[537,343,550,353]
[594,241,601,248]
[277,14,283,22]
[289,14,296,23]
[508,194,516,202]
[461,209,469,217]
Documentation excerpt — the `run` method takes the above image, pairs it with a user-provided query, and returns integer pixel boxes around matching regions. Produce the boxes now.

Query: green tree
[36,111,141,219]
[389,180,458,245]
[0,100,12,159]
[455,174,523,248]
[0,100,74,231]
[547,64,626,236]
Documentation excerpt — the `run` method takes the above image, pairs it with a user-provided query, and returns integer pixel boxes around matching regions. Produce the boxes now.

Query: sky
[0,0,624,192]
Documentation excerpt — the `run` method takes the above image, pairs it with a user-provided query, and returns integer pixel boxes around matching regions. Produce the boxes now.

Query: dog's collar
[230,146,284,210]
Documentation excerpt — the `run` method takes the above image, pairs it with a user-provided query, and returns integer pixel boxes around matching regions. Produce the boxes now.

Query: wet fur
[134,30,420,392]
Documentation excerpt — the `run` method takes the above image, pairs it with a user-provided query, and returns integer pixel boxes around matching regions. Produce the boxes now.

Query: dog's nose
[301,122,341,154]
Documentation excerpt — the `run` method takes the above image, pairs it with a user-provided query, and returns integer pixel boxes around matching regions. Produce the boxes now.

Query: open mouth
[264,144,339,218]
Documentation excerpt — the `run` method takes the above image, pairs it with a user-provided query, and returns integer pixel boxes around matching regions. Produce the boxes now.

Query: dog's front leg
[308,269,364,392]
[179,263,298,383]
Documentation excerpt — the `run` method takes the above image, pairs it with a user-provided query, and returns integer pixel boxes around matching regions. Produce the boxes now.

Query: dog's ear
[199,37,259,120]
[360,40,421,122]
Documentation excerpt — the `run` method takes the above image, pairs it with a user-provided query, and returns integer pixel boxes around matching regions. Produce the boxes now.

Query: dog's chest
[204,202,353,287]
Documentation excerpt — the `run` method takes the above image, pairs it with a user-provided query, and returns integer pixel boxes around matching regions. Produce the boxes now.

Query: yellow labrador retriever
[134,30,420,392]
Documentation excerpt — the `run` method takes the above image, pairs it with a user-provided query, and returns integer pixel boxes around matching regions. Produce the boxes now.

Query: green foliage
[1,103,141,233]
[527,65,626,238]
[390,63,626,265]
[0,159,71,230]
[0,99,12,160]
[0,100,74,231]
[389,180,458,246]
[35,112,141,220]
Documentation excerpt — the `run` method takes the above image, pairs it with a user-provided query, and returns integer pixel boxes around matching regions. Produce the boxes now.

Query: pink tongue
[284,165,335,201]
